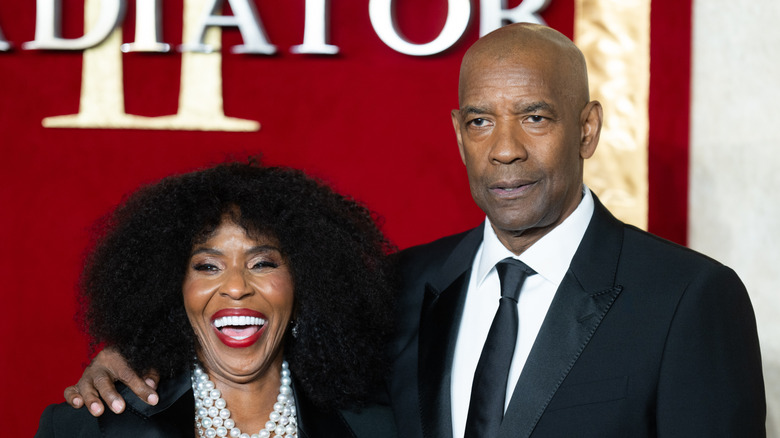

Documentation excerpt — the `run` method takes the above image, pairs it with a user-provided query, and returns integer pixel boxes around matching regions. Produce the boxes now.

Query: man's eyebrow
[517,101,555,114]
[460,105,490,115]
[459,102,557,116]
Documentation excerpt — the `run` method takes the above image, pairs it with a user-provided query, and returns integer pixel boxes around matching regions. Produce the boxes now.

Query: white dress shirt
[450,186,595,438]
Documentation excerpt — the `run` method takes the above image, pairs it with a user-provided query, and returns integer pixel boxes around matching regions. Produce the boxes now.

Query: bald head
[458,23,590,107]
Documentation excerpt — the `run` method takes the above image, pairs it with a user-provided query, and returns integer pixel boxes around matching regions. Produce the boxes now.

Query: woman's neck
[200,357,287,434]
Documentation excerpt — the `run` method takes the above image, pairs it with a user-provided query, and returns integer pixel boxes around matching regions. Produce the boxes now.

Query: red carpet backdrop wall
[0,1,690,435]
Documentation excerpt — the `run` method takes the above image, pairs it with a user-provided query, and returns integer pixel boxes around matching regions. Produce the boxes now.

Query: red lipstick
[211,308,266,348]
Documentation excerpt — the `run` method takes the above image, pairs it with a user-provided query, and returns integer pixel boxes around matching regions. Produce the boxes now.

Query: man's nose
[489,122,528,164]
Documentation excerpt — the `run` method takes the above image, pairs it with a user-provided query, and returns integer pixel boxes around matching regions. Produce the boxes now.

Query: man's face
[452,52,598,253]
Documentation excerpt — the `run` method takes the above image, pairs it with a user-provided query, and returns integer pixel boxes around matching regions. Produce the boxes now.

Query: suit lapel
[417,225,484,438]
[101,372,195,437]
[294,379,359,438]
[499,197,625,438]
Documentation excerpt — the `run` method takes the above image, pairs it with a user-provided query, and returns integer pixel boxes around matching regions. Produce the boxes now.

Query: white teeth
[213,315,266,328]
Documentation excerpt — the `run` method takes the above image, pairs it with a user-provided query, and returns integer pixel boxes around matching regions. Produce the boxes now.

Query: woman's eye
[193,263,219,272]
[251,261,278,270]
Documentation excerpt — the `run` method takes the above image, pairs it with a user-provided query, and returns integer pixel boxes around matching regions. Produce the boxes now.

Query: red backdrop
[0,1,689,435]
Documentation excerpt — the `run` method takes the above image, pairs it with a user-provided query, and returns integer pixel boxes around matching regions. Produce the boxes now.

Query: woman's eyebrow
[246,245,281,255]
[190,247,222,257]
[189,245,281,257]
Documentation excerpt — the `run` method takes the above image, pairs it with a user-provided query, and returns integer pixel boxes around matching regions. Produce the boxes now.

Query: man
[65,23,765,436]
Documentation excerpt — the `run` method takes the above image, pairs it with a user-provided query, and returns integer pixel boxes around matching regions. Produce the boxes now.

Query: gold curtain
[576,0,651,228]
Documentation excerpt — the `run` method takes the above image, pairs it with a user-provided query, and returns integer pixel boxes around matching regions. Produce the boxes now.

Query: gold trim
[575,0,651,228]
[44,0,260,132]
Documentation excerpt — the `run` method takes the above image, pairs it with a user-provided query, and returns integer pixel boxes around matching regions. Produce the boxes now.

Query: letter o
[369,0,471,56]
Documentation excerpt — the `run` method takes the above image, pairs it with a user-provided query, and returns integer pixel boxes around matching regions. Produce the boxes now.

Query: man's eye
[468,118,488,127]
[527,115,546,123]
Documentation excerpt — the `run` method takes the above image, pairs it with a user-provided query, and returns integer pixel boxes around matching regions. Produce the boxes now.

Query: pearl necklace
[192,360,298,438]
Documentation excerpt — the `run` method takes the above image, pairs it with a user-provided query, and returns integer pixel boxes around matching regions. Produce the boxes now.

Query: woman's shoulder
[36,372,195,438]
[297,402,397,438]
[295,382,397,438]
[340,403,397,438]
[36,402,101,437]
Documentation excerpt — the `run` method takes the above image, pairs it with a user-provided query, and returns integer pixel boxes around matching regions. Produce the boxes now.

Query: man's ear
[451,109,467,164]
[579,100,603,159]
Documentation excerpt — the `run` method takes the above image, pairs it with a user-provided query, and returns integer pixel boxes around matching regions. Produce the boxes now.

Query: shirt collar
[476,185,595,288]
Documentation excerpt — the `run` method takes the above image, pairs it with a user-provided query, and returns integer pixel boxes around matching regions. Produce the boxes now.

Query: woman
[36,162,397,437]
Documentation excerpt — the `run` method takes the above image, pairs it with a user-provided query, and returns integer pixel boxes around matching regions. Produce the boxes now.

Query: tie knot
[495,257,535,302]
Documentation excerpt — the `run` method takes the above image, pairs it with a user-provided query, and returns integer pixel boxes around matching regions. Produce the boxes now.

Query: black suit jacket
[389,196,765,437]
[37,371,396,438]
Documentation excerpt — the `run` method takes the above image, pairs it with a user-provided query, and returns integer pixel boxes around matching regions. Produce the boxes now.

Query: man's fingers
[142,370,161,404]
[88,347,159,408]
[63,348,160,416]
[92,373,126,414]
[63,385,84,408]
[144,368,160,390]
[72,374,108,417]
[145,377,158,390]
[114,366,159,406]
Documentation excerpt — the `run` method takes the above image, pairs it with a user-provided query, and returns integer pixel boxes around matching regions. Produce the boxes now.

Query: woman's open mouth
[211,310,266,348]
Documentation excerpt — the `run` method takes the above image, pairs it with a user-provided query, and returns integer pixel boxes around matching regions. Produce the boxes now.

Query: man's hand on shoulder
[63,347,160,417]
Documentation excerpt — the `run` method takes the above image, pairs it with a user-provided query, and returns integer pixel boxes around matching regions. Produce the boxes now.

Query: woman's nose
[219,269,254,300]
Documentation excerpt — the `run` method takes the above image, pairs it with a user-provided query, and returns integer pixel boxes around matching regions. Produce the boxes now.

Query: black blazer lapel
[294,380,359,438]
[417,225,483,438]
[100,372,195,437]
[499,197,625,438]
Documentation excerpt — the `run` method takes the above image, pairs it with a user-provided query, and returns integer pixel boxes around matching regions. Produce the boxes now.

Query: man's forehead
[464,48,545,73]
[459,65,560,103]
[460,51,553,88]
[459,51,586,108]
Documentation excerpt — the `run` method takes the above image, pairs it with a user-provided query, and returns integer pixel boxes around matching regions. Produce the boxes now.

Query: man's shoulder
[589,194,726,272]
[399,228,476,259]
[613,223,745,294]
[622,223,724,269]
[577,199,743,295]
[395,226,480,276]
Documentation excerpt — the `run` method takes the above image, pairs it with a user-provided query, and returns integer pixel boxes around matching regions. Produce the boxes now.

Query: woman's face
[183,220,294,383]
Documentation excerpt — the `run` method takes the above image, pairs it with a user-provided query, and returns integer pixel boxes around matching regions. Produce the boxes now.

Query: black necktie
[464,257,536,437]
